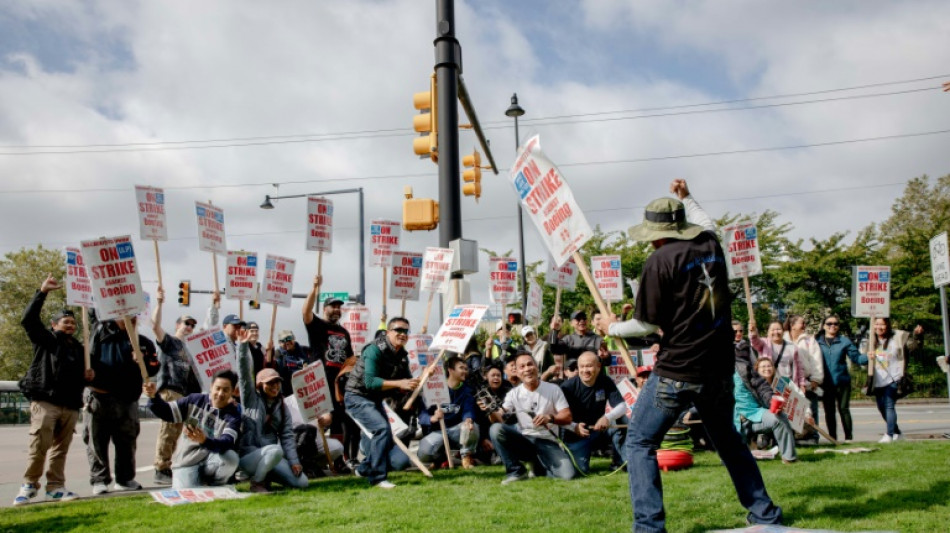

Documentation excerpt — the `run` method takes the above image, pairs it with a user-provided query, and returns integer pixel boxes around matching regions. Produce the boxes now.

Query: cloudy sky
[2,1,949,339]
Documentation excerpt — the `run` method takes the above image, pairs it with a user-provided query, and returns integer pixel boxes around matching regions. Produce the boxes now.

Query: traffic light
[402,186,439,231]
[249,282,261,309]
[412,74,438,162]
[507,312,523,325]
[462,150,482,201]
[248,299,260,310]
[177,280,190,306]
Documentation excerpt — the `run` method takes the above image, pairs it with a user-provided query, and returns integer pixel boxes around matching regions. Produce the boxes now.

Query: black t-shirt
[304,314,354,368]
[634,231,734,383]
[560,374,623,426]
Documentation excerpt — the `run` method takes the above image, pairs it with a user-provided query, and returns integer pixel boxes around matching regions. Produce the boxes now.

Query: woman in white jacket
[865,318,922,443]
[783,315,823,440]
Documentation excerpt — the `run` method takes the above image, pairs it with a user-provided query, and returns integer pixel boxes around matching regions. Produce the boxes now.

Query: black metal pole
[358,187,366,304]
[435,0,461,266]
[515,115,527,314]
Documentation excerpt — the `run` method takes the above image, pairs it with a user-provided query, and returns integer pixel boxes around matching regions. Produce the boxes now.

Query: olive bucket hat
[627,197,704,242]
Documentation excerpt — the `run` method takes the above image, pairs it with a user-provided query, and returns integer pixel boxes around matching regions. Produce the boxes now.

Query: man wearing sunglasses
[344,317,418,489]
[816,315,866,442]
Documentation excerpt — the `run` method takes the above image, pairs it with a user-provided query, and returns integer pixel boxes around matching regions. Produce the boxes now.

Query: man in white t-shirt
[487,353,575,484]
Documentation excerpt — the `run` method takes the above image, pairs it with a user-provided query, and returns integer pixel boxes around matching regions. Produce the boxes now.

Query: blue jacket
[419,381,476,429]
[733,372,766,430]
[816,334,867,386]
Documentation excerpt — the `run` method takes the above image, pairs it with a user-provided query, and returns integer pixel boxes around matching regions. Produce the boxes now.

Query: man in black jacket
[15,275,94,505]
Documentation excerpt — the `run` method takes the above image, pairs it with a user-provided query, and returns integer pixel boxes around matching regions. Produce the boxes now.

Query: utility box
[450,238,478,275]
[402,197,439,231]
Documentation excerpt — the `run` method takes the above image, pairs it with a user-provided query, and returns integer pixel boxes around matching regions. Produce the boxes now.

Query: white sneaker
[13,483,38,506]
[92,483,109,495]
[375,480,396,489]
[891,433,902,441]
[45,489,79,502]
[878,434,892,443]
[113,480,142,492]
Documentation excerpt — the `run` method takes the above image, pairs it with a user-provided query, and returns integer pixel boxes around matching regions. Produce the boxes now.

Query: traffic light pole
[435,0,462,270]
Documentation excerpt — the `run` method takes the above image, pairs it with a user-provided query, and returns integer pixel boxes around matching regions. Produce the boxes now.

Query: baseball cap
[176,315,197,325]
[51,309,75,322]
[256,368,282,386]
[571,310,587,321]
[278,330,295,342]
[245,321,259,330]
[636,365,654,376]
[222,314,245,326]
[521,325,536,337]
[324,297,345,307]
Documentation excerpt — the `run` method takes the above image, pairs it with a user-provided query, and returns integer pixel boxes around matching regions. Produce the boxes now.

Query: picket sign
[291,361,335,470]
[135,185,168,289]
[574,251,636,375]
[615,378,640,419]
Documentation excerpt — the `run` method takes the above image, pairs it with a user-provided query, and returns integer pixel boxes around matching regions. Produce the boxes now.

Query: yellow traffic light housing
[462,150,482,201]
[412,74,438,162]
[402,186,439,231]
[178,280,190,306]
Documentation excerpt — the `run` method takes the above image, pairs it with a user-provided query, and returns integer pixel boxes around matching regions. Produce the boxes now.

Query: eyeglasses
[184,321,197,328]
[390,327,410,335]
[824,322,839,327]
[280,338,294,343]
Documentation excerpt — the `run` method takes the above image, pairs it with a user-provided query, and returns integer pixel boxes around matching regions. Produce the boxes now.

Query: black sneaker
[154,469,173,486]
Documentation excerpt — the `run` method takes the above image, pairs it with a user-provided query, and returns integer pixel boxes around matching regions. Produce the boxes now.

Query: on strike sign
[389,251,422,301]
[262,254,296,308]
[65,246,94,307]
[370,219,401,267]
[852,265,891,318]
[591,255,623,301]
[195,202,226,255]
[526,281,542,323]
[135,185,168,241]
[722,222,763,279]
[406,334,434,375]
[306,196,333,253]
[81,235,146,320]
[421,247,454,294]
[430,305,489,353]
[489,257,519,304]
[185,327,237,392]
[291,361,334,421]
[225,251,257,300]
[341,304,371,353]
[545,257,578,291]
[509,135,592,267]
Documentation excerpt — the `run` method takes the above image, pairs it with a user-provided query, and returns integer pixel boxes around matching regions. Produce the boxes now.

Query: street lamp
[258,187,366,304]
[506,93,528,317]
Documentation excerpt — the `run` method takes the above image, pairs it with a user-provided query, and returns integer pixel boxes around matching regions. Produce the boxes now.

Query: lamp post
[260,187,365,304]
[506,93,527,317]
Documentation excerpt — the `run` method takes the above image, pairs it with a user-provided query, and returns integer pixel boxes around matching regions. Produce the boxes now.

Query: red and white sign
[722,222,763,279]
[526,281,543,323]
[591,255,623,302]
[639,348,657,368]
[135,185,168,241]
[407,350,451,406]
[80,235,146,320]
[406,334,434,375]
[389,251,422,301]
[291,360,334,421]
[370,219,401,267]
[509,135,592,267]
[607,351,630,384]
[421,247,454,294]
[615,378,640,418]
[64,246,94,307]
[306,196,333,253]
[184,327,237,392]
[776,379,808,433]
[195,202,226,255]
[430,305,489,354]
[489,257,519,305]
[225,251,258,301]
[852,265,891,318]
[545,257,578,291]
[262,254,296,308]
[341,304,371,354]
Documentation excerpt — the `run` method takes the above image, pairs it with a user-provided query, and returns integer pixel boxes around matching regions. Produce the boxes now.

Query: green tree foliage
[0,246,68,380]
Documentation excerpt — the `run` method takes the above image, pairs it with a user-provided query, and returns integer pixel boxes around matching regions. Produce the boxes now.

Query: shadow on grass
[1,510,103,533]
[809,480,950,521]
[786,483,865,500]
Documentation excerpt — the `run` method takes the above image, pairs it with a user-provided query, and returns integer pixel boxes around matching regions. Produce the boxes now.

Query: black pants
[83,391,140,485]
[821,379,853,440]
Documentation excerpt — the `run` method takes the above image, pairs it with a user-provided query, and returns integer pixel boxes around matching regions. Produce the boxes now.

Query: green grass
[2,441,948,533]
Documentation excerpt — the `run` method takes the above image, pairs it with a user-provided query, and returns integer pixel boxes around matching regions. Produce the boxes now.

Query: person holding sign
[606,179,783,530]
[749,322,807,392]
[548,310,603,362]
[85,314,158,495]
[343,317,418,489]
[732,369,798,464]
[14,276,95,506]
[143,370,241,490]
[865,318,923,443]
[816,314,867,442]
[303,279,354,436]
[417,356,479,470]
[236,334,311,492]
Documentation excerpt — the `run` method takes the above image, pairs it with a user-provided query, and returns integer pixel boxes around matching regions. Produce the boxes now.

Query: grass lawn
[1,441,948,533]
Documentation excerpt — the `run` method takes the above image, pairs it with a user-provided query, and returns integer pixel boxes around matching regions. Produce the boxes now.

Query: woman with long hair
[866,318,923,443]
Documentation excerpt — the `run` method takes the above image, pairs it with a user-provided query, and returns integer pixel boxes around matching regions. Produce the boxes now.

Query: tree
[0,246,68,380]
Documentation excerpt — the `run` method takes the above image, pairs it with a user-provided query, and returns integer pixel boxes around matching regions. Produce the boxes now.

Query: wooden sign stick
[573,251,636,375]
[313,251,324,316]
[742,275,754,322]
[401,298,407,318]
[82,306,91,371]
[239,300,244,321]
[153,240,164,290]
[421,292,435,334]
[122,316,148,381]
[439,418,454,469]
[317,421,335,474]
[392,435,433,478]
[212,253,220,297]
[554,287,562,319]
[381,267,388,320]
[269,304,278,345]
[403,349,447,410]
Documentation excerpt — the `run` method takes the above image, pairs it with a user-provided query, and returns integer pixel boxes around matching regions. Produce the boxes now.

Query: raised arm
[152,286,167,342]
[303,275,322,325]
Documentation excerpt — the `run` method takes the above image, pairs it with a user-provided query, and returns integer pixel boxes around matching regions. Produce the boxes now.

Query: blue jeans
[359,435,413,471]
[344,393,393,485]
[746,410,797,461]
[239,444,309,488]
[489,423,574,480]
[418,423,480,463]
[563,425,625,474]
[874,382,901,437]
[172,450,239,489]
[626,373,782,532]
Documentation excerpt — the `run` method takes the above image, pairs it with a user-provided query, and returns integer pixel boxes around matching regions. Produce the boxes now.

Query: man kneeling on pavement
[417,356,479,469]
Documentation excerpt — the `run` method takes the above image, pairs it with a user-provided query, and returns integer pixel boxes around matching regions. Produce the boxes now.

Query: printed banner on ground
[80,235,146,320]
[135,185,168,242]
[421,247,454,294]
[509,135,592,267]
[195,202,226,255]
[389,251,422,301]
[722,222,763,279]
[225,251,258,300]
[591,255,623,302]
[489,256,519,305]
[370,219,401,267]
[262,254,296,308]
[545,257,578,291]
[526,281,542,323]
[65,246,94,307]
[306,196,334,253]
[150,487,250,506]
[851,265,891,318]
[184,327,237,392]
[429,305,490,353]
[341,304,371,354]
[291,360,334,421]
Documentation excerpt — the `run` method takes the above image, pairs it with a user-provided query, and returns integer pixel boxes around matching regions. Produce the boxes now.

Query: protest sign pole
[153,240,164,290]
[392,436,433,478]
[554,287,562,318]
[421,293,435,334]
[122,316,149,381]
[439,418,454,469]
[573,251,636,375]
[381,268,388,320]
[269,304,278,344]
[212,254,220,296]
[81,306,91,370]
[401,298,407,318]
[742,275,754,322]
[239,300,244,321]
[317,423,335,474]
[403,349,447,410]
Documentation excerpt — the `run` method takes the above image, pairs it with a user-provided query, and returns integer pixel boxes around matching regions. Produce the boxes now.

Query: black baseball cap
[571,310,587,320]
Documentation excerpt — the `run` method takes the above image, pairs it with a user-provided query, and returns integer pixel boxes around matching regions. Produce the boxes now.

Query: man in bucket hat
[606,179,782,531]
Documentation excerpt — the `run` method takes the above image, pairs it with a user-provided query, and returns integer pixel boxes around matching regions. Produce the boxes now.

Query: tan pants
[24,401,80,491]
[153,390,184,471]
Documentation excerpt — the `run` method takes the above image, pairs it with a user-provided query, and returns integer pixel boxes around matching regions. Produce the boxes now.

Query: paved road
[0,402,948,508]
